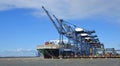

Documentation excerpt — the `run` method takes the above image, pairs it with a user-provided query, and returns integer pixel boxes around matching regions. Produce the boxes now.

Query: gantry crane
[42,6,105,57]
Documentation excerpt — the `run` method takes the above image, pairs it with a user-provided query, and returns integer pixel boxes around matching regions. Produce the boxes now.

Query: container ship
[37,40,81,58]
[37,40,59,58]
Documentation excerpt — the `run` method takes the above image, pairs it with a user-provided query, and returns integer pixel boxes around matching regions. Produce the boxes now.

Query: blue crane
[42,6,105,57]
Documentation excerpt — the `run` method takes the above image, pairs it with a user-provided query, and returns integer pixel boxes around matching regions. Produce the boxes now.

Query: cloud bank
[0,48,37,57]
[0,0,120,21]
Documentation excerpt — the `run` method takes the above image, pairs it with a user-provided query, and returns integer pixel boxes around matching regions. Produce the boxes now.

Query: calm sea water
[0,57,120,66]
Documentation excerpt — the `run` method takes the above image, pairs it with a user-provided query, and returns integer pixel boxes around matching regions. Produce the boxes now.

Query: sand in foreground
[0,57,120,66]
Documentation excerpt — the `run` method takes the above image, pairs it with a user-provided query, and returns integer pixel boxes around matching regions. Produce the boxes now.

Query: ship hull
[37,49,59,58]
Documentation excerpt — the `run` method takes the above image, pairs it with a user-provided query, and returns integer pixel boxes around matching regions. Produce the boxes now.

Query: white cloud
[0,49,37,57]
[16,48,33,52]
[0,0,120,21]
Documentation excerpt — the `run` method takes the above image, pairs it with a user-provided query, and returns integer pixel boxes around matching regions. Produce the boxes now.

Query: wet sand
[0,57,120,66]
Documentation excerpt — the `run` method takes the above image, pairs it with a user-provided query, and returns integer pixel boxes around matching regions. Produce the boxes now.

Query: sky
[0,0,120,56]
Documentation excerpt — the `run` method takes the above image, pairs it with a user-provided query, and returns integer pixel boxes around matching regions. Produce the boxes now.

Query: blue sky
[0,0,120,56]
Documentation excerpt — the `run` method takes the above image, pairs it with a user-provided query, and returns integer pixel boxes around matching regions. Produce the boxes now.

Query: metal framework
[42,6,105,57]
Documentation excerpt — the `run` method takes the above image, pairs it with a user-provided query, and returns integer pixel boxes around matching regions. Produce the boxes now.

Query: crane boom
[42,6,60,33]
